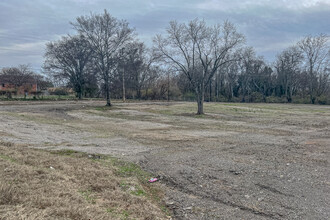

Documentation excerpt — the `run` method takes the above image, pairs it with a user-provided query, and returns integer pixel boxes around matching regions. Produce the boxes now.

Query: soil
[0,100,329,219]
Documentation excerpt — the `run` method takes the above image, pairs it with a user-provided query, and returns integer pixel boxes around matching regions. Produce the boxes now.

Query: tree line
[2,10,328,114]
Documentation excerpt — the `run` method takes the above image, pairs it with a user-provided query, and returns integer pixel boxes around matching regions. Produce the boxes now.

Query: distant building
[0,75,38,95]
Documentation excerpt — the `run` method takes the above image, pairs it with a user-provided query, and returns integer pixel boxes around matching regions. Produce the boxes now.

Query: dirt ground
[0,100,329,219]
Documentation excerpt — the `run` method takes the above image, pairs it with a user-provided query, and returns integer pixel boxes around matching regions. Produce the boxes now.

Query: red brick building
[0,75,38,95]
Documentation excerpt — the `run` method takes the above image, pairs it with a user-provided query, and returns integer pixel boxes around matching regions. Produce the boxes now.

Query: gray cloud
[0,0,329,71]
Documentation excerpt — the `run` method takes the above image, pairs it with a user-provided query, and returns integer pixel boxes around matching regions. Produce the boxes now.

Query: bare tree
[71,10,134,106]
[298,34,329,103]
[154,19,244,114]
[121,42,144,99]
[44,35,92,99]
[237,47,255,102]
[275,46,303,102]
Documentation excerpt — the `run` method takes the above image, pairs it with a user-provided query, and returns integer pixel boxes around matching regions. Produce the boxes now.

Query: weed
[0,154,16,163]
[79,189,96,204]
[114,161,150,182]
[120,181,129,190]
[106,207,116,213]
[121,210,130,219]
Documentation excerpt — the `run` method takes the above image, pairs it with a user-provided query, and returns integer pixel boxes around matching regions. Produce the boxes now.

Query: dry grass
[0,144,169,220]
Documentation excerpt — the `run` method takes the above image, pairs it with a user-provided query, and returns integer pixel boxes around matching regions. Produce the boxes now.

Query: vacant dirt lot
[0,100,329,219]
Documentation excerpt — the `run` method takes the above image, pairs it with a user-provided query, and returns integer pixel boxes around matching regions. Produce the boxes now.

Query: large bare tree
[44,35,92,99]
[71,10,134,106]
[154,19,244,114]
[298,34,329,104]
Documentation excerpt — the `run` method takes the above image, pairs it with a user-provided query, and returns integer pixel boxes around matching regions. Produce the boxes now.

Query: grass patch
[0,145,170,220]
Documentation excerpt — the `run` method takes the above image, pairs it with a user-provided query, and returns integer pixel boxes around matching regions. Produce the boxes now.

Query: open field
[0,100,330,219]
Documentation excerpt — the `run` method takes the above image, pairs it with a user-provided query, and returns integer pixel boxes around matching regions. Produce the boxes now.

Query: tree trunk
[209,81,212,102]
[145,87,148,99]
[196,84,204,115]
[105,81,111,106]
[137,89,141,100]
[309,66,315,104]
[285,81,289,102]
[288,87,293,103]
[197,93,204,115]
[167,72,170,102]
[78,92,82,100]
[122,68,126,102]
[77,83,83,100]
[215,74,219,101]
[229,83,233,101]
[311,94,315,104]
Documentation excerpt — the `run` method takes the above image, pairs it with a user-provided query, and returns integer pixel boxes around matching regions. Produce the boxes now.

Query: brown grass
[0,144,169,220]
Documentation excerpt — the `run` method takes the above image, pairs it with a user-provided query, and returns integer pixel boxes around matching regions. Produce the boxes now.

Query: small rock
[244,195,250,199]
[129,186,136,191]
[229,170,242,175]
[50,166,55,170]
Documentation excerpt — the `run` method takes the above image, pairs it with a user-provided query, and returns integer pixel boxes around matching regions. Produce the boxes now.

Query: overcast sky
[0,0,329,73]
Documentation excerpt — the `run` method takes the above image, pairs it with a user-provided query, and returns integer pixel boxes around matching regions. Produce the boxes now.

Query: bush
[266,96,287,103]
[293,96,311,104]
[316,96,328,105]
[249,92,264,103]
